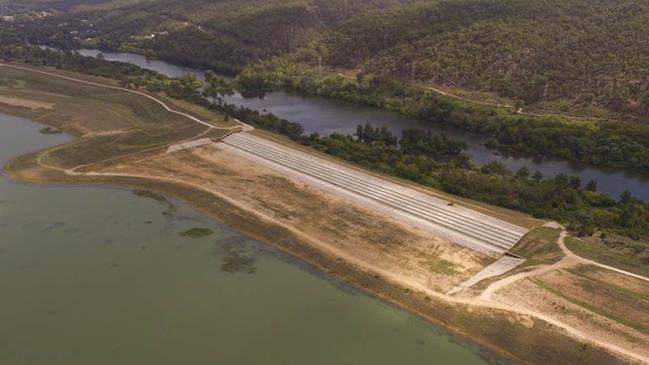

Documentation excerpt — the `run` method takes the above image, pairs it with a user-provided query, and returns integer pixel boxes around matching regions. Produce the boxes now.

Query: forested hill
[317,0,649,116]
[19,0,407,74]
[14,0,649,116]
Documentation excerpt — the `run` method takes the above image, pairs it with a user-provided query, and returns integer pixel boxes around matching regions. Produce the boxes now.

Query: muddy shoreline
[5,146,630,365]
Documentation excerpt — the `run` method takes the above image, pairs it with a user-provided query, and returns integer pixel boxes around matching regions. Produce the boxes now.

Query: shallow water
[0,114,503,364]
[73,49,649,201]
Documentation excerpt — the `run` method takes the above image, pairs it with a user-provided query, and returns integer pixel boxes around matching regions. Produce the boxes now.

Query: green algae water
[0,113,506,365]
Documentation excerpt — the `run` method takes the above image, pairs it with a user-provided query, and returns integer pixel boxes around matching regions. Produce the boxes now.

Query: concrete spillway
[219,133,529,256]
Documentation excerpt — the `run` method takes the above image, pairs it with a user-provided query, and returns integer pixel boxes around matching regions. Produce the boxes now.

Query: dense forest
[14,0,406,74]
[317,0,649,116]
[11,0,649,117]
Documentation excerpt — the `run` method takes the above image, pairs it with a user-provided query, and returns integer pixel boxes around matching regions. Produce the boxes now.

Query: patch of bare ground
[102,145,488,293]
[495,272,649,359]
[0,95,53,110]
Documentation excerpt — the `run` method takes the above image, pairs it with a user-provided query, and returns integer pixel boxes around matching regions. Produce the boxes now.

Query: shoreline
[0,63,643,364]
[4,145,634,365]
[0,163,508,365]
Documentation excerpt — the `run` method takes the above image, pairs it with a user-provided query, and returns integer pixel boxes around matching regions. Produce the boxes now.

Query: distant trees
[237,58,649,172]
[400,129,466,161]
[163,75,199,99]
[355,123,396,145]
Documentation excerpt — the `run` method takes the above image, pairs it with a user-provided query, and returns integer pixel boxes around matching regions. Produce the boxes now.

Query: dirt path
[481,230,649,302]
[558,233,649,283]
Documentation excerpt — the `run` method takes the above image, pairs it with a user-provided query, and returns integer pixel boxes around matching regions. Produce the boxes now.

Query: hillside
[317,0,649,116]
[16,0,649,116]
[18,0,407,74]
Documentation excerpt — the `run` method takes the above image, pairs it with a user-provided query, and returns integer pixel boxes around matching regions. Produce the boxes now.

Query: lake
[0,113,504,364]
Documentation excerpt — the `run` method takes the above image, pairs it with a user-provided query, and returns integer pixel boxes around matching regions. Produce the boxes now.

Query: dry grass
[533,270,649,335]
[0,66,212,169]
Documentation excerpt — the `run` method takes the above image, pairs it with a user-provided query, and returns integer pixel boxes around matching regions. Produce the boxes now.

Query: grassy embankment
[509,227,563,267]
[0,65,636,365]
[565,236,649,278]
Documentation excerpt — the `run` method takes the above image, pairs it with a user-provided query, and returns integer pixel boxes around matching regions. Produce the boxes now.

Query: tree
[481,161,509,176]
[516,166,530,179]
[620,190,633,205]
[204,70,234,103]
[569,176,581,189]
[585,180,598,192]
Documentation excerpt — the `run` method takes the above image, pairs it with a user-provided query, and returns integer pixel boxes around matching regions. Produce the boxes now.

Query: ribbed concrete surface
[220,133,529,256]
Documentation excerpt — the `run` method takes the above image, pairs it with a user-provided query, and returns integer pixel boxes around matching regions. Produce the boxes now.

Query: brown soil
[103,145,487,293]
[496,272,649,359]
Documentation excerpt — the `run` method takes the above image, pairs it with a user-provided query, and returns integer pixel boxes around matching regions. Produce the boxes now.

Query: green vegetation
[319,0,649,116]
[510,228,562,266]
[2,43,646,279]
[565,236,649,277]
[21,0,649,119]
[238,60,649,172]
[18,0,406,75]
[11,0,649,172]
[301,126,649,241]
[178,227,214,238]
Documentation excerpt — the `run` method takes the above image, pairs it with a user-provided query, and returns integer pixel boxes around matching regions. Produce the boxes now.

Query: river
[75,49,649,201]
[0,113,506,364]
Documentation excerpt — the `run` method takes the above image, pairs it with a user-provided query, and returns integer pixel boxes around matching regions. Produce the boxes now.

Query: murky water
[0,113,503,364]
[73,49,649,201]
